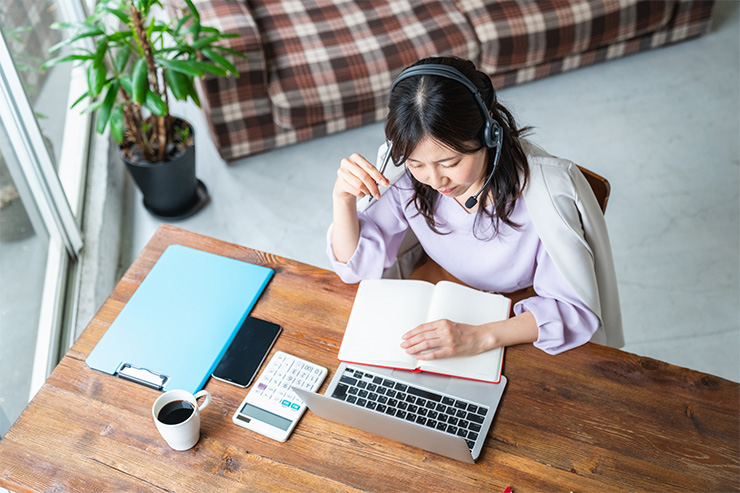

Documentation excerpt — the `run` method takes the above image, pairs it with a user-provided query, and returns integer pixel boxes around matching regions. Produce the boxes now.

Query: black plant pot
[121,122,209,220]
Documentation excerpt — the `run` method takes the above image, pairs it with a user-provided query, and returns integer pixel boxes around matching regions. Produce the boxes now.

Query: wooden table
[1,224,738,492]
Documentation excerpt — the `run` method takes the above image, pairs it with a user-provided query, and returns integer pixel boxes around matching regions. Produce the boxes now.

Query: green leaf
[93,38,108,68]
[156,46,195,56]
[135,0,161,14]
[201,47,237,76]
[100,6,130,25]
[87,63,106,97]
[40,53,94,70]
[81,97,105,114]
[197,26,219,35]
[188,78,201,107]
[96,80,119,134]
[109,105,124,143]
[50,21,100,33]
[213,45,247,59]
[190,60,228,77]
[146,16,157,40]
[183,0,200,22]
[190,34,222,50]
[184,21,201,41]
[179,25,219,36]
[114,46,131,73]
[190,32,241,50]
[143,91,168,116]
[119,75,132,95]
[173,14,192,35]
[165,68,189,101]
[108,30,134,42]
[156,58,203,78]
[132,58,148,104]
[70,90,91,109]
[48,29,104,53]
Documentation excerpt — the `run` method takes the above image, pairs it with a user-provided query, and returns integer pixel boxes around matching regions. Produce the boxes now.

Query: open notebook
[337,279,511,384]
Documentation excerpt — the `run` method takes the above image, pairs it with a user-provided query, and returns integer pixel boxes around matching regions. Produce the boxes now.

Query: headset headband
[388,64,501,148]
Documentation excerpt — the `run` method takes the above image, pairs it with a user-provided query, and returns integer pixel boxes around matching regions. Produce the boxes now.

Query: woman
[328,56,622,361]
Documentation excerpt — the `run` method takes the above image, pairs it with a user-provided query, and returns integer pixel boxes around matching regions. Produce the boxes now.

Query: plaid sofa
[184,0,716,162]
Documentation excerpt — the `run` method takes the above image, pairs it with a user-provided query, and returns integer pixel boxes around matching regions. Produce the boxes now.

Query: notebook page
[423,281,509,381]
[338,279,434,368]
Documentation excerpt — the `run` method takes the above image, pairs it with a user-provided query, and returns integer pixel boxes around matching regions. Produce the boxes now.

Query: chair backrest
[577,165,610,213]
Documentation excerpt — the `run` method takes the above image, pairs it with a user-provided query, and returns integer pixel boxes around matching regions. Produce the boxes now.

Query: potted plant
[43,0,243,219]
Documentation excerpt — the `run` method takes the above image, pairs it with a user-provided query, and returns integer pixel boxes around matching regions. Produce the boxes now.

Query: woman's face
[405,137,488,205]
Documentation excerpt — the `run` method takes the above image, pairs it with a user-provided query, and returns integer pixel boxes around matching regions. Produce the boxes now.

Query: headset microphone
[465,120,503,209]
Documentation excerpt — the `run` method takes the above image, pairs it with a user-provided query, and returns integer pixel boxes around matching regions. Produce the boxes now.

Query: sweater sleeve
[513,241,600,354]
[326,187,409,284]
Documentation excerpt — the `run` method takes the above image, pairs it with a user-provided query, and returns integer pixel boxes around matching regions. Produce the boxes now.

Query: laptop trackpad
[391,369,451,393]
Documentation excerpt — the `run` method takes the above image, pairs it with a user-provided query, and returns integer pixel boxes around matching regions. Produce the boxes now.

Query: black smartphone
[212,316,282,387]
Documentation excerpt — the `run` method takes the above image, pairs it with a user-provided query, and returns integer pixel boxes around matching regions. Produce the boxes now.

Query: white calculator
[232,351,327,442]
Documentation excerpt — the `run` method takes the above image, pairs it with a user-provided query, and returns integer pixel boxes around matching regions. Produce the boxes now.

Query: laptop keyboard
[330,366,489,451]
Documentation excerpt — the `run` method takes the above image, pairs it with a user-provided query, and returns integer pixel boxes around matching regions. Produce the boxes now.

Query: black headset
[385,64,503,209]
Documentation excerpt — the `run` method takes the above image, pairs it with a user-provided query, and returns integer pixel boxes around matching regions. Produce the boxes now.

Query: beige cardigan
[521,141,624,347]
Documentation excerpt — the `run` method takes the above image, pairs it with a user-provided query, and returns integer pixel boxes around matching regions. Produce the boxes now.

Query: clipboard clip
[115,363,169,391]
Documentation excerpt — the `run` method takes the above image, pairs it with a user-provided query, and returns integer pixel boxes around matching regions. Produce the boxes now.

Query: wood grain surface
[0,224,737,492]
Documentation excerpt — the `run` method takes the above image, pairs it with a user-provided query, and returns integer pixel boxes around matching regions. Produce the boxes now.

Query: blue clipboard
[86,244,274,393]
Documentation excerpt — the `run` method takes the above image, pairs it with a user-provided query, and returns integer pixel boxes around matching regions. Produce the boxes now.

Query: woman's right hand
[331,153,390,264]
[333,153,389,203]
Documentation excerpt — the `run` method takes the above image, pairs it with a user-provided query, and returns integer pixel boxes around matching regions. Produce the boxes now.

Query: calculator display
[239,402,292,431]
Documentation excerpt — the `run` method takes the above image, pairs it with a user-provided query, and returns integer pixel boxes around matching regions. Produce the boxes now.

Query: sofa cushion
[454,0,677,74]
[249,0,480,130]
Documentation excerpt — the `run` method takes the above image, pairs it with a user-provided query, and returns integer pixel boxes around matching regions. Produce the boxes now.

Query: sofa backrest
[250,0,481,130]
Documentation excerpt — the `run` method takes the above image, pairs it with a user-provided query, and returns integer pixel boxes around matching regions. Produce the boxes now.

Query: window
[0,0,89,437]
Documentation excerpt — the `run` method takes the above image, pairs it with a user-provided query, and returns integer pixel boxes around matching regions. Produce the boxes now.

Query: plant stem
[119,86,148,160]
[162,76,172,148]
[130,3,166,162]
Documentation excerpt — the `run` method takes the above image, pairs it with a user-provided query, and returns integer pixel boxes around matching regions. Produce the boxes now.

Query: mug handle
[194,390,212,412]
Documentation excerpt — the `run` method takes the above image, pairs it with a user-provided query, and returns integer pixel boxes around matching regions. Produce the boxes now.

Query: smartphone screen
[212,316,282,387]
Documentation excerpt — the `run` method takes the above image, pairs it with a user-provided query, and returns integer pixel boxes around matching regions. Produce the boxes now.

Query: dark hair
[385,56,530,237]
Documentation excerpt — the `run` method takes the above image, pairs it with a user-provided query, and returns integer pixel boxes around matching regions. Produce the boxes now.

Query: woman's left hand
[400,319,494,360]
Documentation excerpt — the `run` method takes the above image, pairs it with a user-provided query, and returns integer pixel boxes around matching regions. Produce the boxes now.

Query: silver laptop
[293,362,507,463]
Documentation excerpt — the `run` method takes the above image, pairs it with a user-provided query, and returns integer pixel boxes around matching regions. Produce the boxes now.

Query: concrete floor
[122,2,739,384]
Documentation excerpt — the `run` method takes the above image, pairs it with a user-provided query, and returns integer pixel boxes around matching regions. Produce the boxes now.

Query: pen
[368,141,392,204]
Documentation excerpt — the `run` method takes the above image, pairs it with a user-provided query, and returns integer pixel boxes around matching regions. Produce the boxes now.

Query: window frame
[0,0,92,399]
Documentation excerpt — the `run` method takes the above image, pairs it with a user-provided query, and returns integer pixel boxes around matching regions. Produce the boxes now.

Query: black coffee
[158,400,194,425]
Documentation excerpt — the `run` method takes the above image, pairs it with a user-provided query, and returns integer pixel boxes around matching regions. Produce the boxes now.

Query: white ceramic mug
[152,389,212,451]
